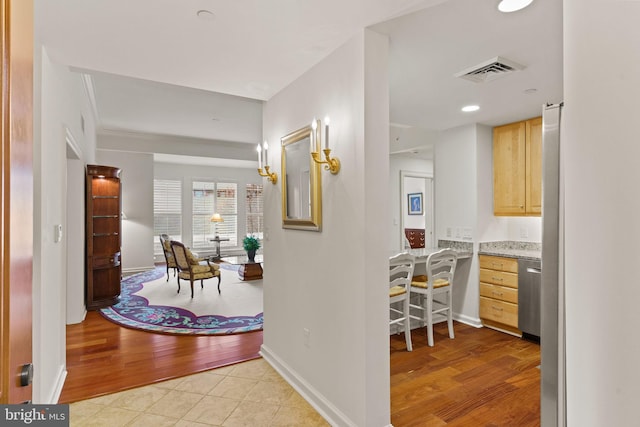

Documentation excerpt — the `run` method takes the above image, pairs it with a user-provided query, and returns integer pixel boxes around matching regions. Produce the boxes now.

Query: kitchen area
[391,113,545,342]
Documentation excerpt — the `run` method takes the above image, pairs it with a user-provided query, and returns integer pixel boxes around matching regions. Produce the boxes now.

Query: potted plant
[242,235,260,262]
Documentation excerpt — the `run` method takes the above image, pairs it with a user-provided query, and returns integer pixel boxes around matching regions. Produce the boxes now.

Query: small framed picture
[408,192,423,215]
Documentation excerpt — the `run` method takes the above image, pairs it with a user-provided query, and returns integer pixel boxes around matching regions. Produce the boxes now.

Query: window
[153,179,182,254]
[192,181,237,249]
[246,184,264,239]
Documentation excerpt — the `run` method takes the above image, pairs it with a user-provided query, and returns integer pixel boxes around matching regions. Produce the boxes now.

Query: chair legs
[446,292,455,340]
[426,295,434,347]
[413,290,454,347]
[403,297,413,352]
[175,274,221,298]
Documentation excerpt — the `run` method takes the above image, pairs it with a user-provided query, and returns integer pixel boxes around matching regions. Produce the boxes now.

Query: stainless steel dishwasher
[518,258,541,339]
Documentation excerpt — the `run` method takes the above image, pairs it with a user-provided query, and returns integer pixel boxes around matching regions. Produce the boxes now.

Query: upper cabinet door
[493,117,542,217]
[493,121,527,215]
[526,117,543,215]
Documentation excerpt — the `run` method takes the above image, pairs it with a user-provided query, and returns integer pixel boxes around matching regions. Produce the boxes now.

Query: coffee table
[221,254,263,281]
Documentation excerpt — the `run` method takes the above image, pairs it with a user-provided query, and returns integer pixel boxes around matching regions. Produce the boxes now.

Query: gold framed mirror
[281,121,322,231]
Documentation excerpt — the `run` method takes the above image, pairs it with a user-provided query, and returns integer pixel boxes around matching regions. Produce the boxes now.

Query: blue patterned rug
[99,266,263,335]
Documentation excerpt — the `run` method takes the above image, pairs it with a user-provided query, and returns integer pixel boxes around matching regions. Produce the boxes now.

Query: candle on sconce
[324,116,330,150]
[256,144,262,169]
[311,118,317,150]
[263,141,269,167]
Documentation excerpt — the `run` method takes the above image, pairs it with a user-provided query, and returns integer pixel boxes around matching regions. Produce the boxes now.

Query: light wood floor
[62,313,540,426]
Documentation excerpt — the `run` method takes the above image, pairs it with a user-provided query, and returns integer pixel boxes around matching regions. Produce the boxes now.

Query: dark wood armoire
[85,164,122,310]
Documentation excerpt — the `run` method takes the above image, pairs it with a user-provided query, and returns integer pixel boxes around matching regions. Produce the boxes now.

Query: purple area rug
[99,266,263,335]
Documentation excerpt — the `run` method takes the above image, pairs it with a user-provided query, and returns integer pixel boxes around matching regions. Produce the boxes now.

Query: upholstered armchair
[159,234,178,281]
[170,240,221,298]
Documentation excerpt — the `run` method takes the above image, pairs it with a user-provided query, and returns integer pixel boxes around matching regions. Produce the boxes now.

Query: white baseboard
[49,365,67,404]
[260,345,359,427]
[390,312,482,335]
[453,313,482,328]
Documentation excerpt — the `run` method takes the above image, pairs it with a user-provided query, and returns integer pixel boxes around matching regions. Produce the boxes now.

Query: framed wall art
[408,192,423,215]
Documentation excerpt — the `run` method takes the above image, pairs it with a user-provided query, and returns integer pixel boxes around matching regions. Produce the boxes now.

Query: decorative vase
[247,249,256,262]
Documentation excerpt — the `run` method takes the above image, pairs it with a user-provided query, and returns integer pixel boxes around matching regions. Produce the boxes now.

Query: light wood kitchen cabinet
[479,255,521,336]
[493,117,542,216]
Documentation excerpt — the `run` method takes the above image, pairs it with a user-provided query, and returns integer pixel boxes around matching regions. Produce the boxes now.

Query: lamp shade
[210,213,224,223]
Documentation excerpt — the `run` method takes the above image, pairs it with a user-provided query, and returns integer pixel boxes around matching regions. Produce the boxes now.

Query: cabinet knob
[492,306,504,312]
[109,258,114,263]
[492,276,503,282]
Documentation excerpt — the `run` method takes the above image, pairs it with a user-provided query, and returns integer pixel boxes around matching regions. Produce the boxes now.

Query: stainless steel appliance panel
[541,103,566,427]
[518,259,541,337]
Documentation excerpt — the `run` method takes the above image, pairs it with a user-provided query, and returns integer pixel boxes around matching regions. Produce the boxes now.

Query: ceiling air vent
[455,56,525,83]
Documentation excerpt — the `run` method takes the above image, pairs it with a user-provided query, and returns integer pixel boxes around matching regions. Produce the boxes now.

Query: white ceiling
[35,0,562,164]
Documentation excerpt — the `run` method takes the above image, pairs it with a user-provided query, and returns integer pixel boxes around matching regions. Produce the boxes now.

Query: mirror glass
[281,122,322,231]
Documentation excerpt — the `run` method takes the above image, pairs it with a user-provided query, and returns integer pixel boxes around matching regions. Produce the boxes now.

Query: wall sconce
[310,116,340,174]
[256,141,278,184]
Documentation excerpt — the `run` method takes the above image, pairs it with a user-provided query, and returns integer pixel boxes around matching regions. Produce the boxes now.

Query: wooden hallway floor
[390,322,541,426]
[60,311,263,403]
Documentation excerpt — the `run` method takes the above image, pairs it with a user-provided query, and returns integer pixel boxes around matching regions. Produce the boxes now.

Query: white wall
[33,46,97,402]
[434,124,481,324]
[261,29,390,426]
[389,155,433,252]
[96,150,155,273]
[564,1,640,425]
[99,130,257,161]
[65,155,85,325]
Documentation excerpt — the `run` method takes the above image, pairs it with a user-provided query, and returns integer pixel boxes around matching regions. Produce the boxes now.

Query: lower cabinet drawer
[480,296,518,328]
[479,268,518,288]
[480,282,518,304]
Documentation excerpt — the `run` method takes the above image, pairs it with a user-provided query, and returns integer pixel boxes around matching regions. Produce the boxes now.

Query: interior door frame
[399,170,434,249]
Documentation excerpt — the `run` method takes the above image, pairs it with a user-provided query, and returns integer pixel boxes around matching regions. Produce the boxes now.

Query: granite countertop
[397,240,474,260]
[478,241,541,261]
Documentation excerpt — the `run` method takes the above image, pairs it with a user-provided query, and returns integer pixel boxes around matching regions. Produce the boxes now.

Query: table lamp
[210,213,223,238]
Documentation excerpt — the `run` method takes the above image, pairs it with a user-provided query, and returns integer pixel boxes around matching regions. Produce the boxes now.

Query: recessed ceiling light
[498,0,534,13]
[462,105,480,112]
[196,9,215,21]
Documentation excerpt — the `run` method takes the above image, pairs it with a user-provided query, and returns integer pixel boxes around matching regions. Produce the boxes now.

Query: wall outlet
[455,227,461,238]
[520,227,529,239]
[446,227,452,237]
[462,227,473,240]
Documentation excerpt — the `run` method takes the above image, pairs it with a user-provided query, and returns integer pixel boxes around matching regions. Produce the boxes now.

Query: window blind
[192,181,237,249]
[153,179,182,254]
[246,184,264,239]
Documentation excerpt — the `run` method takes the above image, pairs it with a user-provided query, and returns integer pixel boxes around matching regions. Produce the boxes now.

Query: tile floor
[69,358,329,426]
